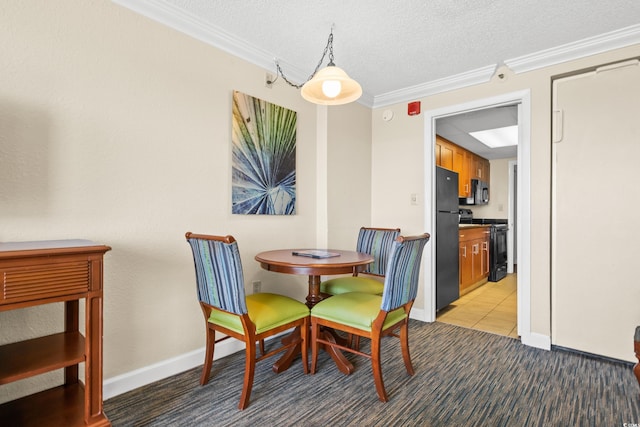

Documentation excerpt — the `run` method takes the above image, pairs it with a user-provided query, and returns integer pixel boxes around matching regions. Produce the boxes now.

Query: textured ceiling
[162,0,640,103]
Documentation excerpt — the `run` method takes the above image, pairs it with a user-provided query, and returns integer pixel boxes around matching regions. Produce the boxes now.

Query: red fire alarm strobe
[408,101,421,116]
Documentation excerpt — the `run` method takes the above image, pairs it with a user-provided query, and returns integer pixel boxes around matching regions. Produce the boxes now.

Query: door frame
[508,160,517,274]
[422,89,541,348]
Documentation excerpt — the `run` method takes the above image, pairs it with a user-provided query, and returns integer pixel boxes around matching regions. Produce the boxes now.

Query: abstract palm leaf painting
[231,91,297,215]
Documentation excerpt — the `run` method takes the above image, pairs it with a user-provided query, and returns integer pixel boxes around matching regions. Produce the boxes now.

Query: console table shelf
[0,332,85,384]
[0,240,111,426]
[0,383,101,427]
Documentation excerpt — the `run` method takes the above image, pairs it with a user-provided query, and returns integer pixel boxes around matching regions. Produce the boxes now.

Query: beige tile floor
[436,273,518,338]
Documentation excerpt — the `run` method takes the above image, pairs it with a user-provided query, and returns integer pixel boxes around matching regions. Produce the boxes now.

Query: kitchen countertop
[458,224,491,229]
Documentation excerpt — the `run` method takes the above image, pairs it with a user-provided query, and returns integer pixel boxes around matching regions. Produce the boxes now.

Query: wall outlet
[252,280,262,294]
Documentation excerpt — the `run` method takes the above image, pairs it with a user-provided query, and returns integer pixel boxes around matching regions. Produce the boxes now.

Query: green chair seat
[320,276,384,296]
[210,293,310,335]
[311,292,406,332]
[320,227,400,296]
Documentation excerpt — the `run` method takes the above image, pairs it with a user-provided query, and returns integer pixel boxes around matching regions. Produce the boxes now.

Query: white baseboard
[521,331,551,351]
[103,338,244,400]
[409,307,427,322]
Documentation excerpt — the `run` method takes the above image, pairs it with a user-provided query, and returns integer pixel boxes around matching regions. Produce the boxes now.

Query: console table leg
[65,300,79,385]
[634,326,640,389]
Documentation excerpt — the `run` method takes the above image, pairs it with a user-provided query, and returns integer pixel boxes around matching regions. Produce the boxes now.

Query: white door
[552,59,640,362]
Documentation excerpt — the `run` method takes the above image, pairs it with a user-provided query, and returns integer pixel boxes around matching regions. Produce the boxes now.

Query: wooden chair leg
[310,318,319,374]
[259,339,265,355]
[238,340,257,410]
[370,334,388,402]
[352,335,361,351]
[400,320,414,376]
[301,317,309,374]
[200,325,215,385]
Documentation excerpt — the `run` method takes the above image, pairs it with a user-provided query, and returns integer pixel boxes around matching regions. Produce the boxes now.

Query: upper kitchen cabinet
[435,137,454,170]
[436,135,489,198]
[471,155,490,183]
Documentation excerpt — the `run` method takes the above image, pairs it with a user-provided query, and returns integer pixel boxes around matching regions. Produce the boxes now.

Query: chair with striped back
[310,233,430,402]
[185,232,309,410]
[320,227,400,296]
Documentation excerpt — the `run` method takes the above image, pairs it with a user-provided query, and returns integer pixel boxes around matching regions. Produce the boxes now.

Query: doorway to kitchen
[423,90,532,345]
[435,106,518,338]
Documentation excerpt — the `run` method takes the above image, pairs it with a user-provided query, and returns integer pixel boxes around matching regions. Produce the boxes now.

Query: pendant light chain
[274,30,334,89]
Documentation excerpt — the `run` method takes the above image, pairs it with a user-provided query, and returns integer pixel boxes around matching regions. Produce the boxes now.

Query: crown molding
[372,65,497,109]
[112,1,640,109]
[505,24,640,74]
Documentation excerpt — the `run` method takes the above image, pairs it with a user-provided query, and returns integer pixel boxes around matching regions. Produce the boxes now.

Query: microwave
[459,179,489,205]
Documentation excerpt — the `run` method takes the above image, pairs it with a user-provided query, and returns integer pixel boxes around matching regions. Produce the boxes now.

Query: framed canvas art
[231,91,297,215]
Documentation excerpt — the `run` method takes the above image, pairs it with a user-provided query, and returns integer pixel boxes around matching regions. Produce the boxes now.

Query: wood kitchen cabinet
[436,135,489,198]
[0,240,111,426]
[470,155,491,182]
[480,157,490,183]
[459,226,490,295]
[435,136,454,170]
[481,237,490,277]
[459,240,473,288]
[470,156,482,180]
[460,150,472,197]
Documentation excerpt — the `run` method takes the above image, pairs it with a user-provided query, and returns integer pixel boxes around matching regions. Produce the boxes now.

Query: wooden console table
[0,240,111,426]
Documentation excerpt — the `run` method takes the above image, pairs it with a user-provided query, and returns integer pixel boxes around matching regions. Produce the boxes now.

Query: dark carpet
[104,321,640,426]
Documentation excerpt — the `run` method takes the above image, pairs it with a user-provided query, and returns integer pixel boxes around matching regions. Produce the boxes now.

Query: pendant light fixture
[273,28,362,105]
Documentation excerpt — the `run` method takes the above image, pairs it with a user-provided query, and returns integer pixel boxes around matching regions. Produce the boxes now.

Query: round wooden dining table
[255,249,374,374]
[255,249,374,308]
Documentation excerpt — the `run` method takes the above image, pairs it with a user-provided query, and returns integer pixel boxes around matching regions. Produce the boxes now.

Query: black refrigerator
[436,166,460,310]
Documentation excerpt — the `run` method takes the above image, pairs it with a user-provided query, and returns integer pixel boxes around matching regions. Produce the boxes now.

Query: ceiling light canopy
[470,125,518,148]
[274,28,362,106]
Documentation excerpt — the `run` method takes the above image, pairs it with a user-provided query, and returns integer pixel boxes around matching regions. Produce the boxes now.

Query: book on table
[292,250,340,259]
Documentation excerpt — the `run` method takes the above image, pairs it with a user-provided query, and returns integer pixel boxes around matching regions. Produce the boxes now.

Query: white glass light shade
[321,80,342,98]
[301,65,362,105]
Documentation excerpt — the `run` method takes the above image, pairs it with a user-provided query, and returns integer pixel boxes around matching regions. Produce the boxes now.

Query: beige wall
[0,0,370,401]
[371,43,640,350]
[370,111,426,234]
[327,105,372,250]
